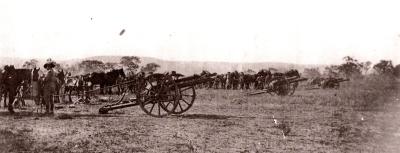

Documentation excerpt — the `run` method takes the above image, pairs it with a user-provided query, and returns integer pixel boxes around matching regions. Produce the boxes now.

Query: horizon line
[1,54,397,66]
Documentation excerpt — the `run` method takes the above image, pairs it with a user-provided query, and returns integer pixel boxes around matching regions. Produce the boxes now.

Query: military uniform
[43,68,58,113]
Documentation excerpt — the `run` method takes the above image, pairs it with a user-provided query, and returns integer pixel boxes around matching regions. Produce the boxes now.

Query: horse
[32,68,40,81]
[115,75,126,95]
[63,75,86,103]
[254,69,273,89]
[31,68,41,105]
[0,69,3,107]
[220,74,227,89]
[284,69,301,78]
[105,69,125,94]
[53,70,65,103]
[231,71,240,90]
[198,70,214,89]
[88,69,125,94]
[257,69,272,77]
[1,65,32,113]
[226,72,232,89]
[57,70,65,86]
[243,74,256,90]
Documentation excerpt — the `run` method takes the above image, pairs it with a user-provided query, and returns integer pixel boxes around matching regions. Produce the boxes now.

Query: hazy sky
[1,0,399,65]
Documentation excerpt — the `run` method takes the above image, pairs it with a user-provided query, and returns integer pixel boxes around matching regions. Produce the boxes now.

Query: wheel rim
[288,82,298,95]
[138,75,178,117]
[158,77,179,113]
[172,86,196,114]
[274,78,290,96]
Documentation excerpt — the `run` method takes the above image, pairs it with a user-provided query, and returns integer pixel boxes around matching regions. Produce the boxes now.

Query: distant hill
[0,56,325,75]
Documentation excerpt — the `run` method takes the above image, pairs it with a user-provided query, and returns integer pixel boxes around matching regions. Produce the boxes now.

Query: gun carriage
[247,76,307,96]
[321,77,350,89]
[98,73,217,117]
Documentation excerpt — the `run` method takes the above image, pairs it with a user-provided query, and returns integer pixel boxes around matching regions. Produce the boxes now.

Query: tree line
[18,56,161,76]
[303,56,400,78]
[9,55,400,79]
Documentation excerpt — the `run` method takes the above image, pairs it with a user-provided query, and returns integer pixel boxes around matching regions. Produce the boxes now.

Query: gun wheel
[274,77,290,96]
[288,82,298,95]
[138,74,179,117]
[172,86,196,114]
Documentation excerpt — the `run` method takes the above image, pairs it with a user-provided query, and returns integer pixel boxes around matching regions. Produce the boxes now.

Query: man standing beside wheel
[43,59,58,114]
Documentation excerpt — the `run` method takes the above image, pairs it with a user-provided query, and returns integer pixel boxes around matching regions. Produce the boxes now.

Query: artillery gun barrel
[150,73,216,89]
[288,77,308,83]
[174,75,201,83]
[273,77,307,86]
[176,77,215,88]
[174,73,216,83]
[336,78,350,82]
[285,76,300,80]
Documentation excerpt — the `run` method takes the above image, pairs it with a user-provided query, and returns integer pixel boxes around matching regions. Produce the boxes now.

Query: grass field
[0,76,399,153]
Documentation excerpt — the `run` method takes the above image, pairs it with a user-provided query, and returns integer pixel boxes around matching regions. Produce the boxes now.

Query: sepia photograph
[1,0,400,152]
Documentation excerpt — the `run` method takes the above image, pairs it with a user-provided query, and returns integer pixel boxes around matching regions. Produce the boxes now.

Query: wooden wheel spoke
[181,99,190,105]
[161,93,177,97]
[149,102,156,113]
[158,104,161,116]
[168,86,195,114]
[180,87,192,92]
[180,94,194,97]
[138,74,183,117]
[165,101,171,108]
[178,102,184,111]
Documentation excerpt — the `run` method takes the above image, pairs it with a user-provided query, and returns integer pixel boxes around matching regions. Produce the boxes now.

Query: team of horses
[0,66,126,112]
[198,69,301,90]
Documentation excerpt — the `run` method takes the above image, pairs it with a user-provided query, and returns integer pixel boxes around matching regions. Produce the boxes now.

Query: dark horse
[1,65,32,113]
[32,68,41,105]
[273,69,300,78]
[64,75,87,103]
[88,69,125,94]
[54,70,65,103]
[243,74,256,90]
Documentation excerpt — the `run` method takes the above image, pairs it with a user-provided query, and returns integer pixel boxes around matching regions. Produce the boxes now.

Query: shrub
[339,75,398,110]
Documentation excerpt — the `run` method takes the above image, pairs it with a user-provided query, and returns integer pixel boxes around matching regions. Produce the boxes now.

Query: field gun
[321,77,350,89]
[247,76,308,96]
[98,72,217,117]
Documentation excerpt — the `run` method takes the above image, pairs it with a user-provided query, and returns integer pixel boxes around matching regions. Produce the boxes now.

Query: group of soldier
[198,69,294,90]
[2,60,59,114]
[10,60,61,114]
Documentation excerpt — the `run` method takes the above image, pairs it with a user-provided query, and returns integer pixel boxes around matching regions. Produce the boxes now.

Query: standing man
[43,60,58,114]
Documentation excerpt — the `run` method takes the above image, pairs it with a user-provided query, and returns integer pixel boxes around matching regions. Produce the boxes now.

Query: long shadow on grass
[173,114,231,119]
[60,113,127,118]
[0,111,35,117]
[0,111,124,119]
[173,114,256,120]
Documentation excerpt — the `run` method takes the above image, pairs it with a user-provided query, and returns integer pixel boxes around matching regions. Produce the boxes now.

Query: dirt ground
[0,83,399,153]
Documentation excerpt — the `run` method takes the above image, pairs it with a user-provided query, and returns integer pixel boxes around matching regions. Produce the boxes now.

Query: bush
[339,75,398,110]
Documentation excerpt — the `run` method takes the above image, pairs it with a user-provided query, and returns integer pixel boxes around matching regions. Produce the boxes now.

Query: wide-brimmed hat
[44,61,56,69]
